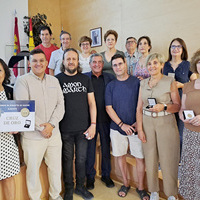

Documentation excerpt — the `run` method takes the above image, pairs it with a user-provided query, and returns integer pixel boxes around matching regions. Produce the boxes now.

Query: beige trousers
[21,133,62,200]
[142,114,180,197]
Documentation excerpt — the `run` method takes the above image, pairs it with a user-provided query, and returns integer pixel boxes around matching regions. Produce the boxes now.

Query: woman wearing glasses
[79,36,93,73]
[163,38,197,153]
[101,30,125,75]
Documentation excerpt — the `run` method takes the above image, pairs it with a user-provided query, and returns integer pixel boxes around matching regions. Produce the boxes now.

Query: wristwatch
[163,104,167,111]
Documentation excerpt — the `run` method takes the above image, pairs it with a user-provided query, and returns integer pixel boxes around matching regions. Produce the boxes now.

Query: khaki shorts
[110,129,144,159]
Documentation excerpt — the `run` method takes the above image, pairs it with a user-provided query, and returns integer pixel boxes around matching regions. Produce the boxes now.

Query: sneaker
[86,178,95,190]
[101,176,115,188]
[75,186,94,200]
[150,192,159,200]
[168,196,177,200]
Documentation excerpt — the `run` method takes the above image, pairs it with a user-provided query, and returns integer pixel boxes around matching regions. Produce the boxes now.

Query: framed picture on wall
[90,27,102,47]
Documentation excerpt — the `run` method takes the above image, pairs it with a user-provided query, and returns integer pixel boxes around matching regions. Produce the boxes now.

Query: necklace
[148,75,163,88]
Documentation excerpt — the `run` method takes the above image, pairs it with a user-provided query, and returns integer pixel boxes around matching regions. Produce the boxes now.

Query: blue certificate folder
[0,100,35,132]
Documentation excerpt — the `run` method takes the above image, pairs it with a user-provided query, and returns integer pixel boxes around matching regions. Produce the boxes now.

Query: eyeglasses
[81,43,90,46]
[171,45,182,50]
[92,61,103,64]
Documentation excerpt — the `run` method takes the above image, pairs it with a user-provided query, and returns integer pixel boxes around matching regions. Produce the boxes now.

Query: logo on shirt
[62,82,87,93]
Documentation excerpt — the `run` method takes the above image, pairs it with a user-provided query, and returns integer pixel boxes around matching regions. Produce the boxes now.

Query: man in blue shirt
[105,54,149,200]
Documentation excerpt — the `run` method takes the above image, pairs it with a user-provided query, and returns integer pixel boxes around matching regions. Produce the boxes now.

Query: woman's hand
[149,104,164,113]
[189,115,200,126]
[176,81,184,89]
[138,130,147,143]
[137,76,144,81]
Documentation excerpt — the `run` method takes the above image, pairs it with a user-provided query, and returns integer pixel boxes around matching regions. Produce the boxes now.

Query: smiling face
[147,58,164,76]
[138,38,151,54]
[170,40,183,58]
[39,29,51,45]
[0,63,5,86]
[90,56,103,76]
[80,41,91,54]
[29,53,48,79]
[60,33,71,50]
[105,34,117,49]
[63,50,79,75]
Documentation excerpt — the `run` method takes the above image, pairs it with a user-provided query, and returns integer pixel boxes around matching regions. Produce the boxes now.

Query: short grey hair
[89,53,104,63]
[146,53,165,67]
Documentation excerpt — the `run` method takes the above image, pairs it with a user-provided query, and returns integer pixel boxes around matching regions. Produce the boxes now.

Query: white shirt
[48,48,64,76]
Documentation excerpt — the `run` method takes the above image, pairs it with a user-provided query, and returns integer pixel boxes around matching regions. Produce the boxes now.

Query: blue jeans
[86,122,111,179]
[62,131,88,190]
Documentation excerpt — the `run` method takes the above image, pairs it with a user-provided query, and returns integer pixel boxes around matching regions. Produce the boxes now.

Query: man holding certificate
[14,49,65,200]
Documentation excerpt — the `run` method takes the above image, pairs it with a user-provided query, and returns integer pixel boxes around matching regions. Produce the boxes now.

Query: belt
[143,110,171,118]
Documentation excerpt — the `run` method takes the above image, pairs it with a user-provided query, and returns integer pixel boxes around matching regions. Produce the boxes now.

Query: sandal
[118,185,130,197]
[136,188,150,200]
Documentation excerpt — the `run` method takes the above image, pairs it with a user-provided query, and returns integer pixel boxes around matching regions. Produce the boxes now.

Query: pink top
[133,61,150,79]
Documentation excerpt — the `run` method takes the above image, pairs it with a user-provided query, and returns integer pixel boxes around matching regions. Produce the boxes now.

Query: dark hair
[61,48,82,73]
[30,49,46,59]
[39,25,52,35]
[111,54,126,64]
[167,38,188,61]
[60,31,71,40]
[126,37,137,43]
[79,36,92,47]
[0,58,11,84]
[190,49,200,73]
[137,36,152,52]
[104,30,118,42]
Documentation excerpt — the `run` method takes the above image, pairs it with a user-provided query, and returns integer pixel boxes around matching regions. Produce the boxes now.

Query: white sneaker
[150,192,159,200]
[168,196,177,200]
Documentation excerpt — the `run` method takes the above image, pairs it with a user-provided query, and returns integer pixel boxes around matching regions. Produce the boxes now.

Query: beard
[65,64,78,74]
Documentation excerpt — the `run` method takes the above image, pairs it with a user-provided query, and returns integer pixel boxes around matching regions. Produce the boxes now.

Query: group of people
[0,25,199,200]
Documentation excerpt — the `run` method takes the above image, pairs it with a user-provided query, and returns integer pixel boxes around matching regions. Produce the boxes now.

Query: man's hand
[40,123,53,138]
[121,123,135,135]
[8,132,18,134]
[83,124,96,140]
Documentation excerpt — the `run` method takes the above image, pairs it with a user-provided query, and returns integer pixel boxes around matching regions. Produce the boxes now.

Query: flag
[13,17,21,77]
[29,18,35,51]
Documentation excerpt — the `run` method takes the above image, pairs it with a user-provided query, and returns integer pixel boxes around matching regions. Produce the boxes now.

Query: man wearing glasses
[124,37,139,75]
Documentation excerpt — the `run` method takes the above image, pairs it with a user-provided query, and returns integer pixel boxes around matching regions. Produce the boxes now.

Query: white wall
[0,0,28,63]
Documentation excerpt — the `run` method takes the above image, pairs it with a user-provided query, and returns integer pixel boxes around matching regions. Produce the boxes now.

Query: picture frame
[90,27,102,47]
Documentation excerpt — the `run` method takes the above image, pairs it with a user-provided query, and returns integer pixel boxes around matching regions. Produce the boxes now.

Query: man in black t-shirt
[56,48,96,200]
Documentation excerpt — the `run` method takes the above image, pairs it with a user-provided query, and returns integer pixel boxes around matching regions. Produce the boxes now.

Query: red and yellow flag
[29,18,35,51]
[13,17,21,77]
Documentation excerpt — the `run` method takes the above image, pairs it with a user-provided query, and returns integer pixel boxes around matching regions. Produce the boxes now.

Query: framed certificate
[0,100,35,132]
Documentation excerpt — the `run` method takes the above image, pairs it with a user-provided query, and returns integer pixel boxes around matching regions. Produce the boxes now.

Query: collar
[30,70,46,81]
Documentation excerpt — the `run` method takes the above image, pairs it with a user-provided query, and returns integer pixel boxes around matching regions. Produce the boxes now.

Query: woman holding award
[0,59,20,200]
[136,53,180,200]
[179,49,200,200]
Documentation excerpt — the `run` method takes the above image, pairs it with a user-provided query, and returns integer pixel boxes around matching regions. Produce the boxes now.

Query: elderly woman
[179,49,200,200]
[78,36,93,73]
[133,36,151,80]
[0,59,20,200]
[163,38,197,153]
[101,30,124,75]
[136,53,180,200]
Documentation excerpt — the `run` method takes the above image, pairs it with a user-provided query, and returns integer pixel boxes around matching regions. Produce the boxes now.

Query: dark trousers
[62,131,88,190]
[86,122,111,179]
